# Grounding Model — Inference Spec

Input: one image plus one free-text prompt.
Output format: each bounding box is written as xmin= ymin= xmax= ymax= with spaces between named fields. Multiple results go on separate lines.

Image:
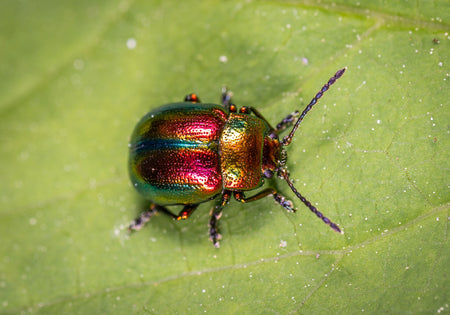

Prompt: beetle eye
xmin=264 ymin=169 xmax=274 ymax=179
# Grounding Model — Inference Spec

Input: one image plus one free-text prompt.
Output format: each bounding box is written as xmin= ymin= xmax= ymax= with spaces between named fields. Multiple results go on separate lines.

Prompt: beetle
xmin=128 ymin=68 xmax=345 ymax=247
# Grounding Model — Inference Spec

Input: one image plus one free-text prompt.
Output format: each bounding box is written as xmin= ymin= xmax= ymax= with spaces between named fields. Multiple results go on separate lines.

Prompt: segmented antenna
xmin=282 ymin=68 xmax=346 ymax=146
xmin=282 ymin=171 xmax=343 ymax=234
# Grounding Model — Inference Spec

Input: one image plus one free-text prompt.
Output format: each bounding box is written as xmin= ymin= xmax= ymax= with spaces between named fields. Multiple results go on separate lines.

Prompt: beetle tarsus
xmin=208 ymin=192 xmax=230 ymax=248
xmin=209 ymin=213 xmax=223 ymax=247
xmin=275 ymin=111 xmax=300 ymax=133
xmin=221 ymin=86 xmax=233 ymax=108
xmin=272 ymin=193 xmax=295 ymax=212
xmin=128 ymin=206 xmax=158 ymax=232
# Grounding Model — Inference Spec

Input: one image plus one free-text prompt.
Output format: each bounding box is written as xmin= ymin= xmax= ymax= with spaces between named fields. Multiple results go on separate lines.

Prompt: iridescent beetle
xmin=129 ymin=68 xmax=345 ymax=247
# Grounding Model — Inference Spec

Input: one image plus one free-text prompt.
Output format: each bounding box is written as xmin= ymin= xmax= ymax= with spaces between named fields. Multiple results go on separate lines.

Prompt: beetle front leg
xmin=247 ymin=107 xmax=300 ymax=133
xmin=275 ymin=111 xmax=300 ymax=133
xmin=233 ymin=188 xmax=295 ymax=212
xmin=209 ymin=190 xmax=232 ymax=248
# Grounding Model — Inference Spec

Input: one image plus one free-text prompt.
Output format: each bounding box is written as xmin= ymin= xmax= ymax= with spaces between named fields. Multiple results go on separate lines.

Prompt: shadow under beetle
xmin=128 ymin=68 xmax=346 ymax=247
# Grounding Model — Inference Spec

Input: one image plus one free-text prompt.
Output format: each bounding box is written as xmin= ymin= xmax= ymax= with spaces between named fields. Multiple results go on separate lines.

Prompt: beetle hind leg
xmin=129 ymin=204 xmax=199 ymax=233
xmin=209 ymin=191 xmax=232 ymax=248
xmin=175 ymin=204 xmax=199 ymax=220
xmin=128 ymin=203 xmax=159 ymax=232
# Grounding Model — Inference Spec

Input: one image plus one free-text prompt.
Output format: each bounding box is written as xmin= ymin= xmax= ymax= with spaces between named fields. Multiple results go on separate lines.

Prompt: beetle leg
xmin=249 ymin=107 xmax=299 ymax=134
xmin=184 ymin=93 xmax=201 ymax=103
xmin=221 ymin=86 xmax=233 ymax=109
xmin=175 ymin=204 xmax=199 ymax=220
xmin=274 ymin=111 xmax=300 ymax=133
xmin=129 ymin=204 xmax=198 ymax=232
xmin=233 ymin=189 xmax=295 ymax=212
xmin=144 ymin=204 xmax=199 ymax=221
xmin=128 ymin=203 xmax=161 ymax=231
xmin=247 ymin=107 xmax=275 ymax=130
xmin=209 ymin=190 xmax=232 ymax=248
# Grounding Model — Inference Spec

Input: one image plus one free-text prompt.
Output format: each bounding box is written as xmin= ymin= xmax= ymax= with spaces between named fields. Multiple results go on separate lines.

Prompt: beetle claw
xmin=282 ymin=200 xmax=295 ymax=212
xmin=272 ymin=193 xmax=295 ymax=212
xmin=210 ymin=233 xmax=222 ymax=248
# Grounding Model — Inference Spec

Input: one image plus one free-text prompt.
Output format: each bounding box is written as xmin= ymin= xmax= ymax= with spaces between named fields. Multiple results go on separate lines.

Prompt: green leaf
xmin=0 ymin=0 xmax=448 ymax=313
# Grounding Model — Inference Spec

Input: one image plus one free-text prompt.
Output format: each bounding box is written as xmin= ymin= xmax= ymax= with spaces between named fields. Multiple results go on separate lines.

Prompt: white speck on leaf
xmin=219 ymin=55 xmax=228 ymax=63
xmin=73 ymin=59 xmax=84 ymax=70
xmin=126 ymin=38 xmax=137 ymax=50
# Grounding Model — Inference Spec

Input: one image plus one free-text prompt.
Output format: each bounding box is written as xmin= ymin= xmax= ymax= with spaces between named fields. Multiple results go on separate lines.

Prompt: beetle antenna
xmin=282 ymin=68 xmax=346 ymax=146
xmin=280 ymin=170 xmax=343 ymax=234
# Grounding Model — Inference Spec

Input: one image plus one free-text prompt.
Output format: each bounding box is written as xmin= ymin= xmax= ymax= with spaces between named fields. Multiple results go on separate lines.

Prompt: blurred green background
xmin=0 ymin=0 xmax=448 ymax=313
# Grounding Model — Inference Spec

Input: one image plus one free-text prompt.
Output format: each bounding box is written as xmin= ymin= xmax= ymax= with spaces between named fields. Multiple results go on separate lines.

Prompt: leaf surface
xmin=0 ymin=0 xmax=448 ymax=313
